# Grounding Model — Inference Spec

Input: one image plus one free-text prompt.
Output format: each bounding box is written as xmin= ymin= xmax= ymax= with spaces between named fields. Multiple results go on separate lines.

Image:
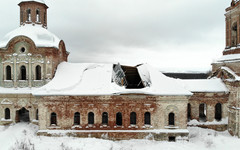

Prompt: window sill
xmin=114 ymin=125 xmax=124 ymax=128
xmin=142 ymin=125 xmax=153 ymax=129
xmin=4 ymin=80 xmax=13 ymax=82
xmin=1 ymin=118 xmax=12 ymax=122
xmin=128 ymin=125 xmax=138 ymax=128
xmin=86 ymin=125 xmax=96 ymax=128
xmin=72 ymin=125 xmax=82 ymax=129
xmin=164 ymin=126 xmax=179 ymax=129
xmin=100 ymin=125 xmax=110 ymax=128
xmin=48 ymin=124 xmax=60 ymax=129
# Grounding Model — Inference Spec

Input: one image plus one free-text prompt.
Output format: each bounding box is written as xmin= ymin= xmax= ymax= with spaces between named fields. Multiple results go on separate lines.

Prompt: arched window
xmin=188 ymin=103 xmax=191 ymax=121
xmin=88 ymin=112 xmax=94 ymax=124
xmin=36 ymin=65 xmax=41 ymax=80
xmin=130 ymin=112 xmax=136 ymax=125
xmin=27 ymin=9 xmax=31 ymax=21
xmin=36 ymin=9 xmax=40 ymax=22
xmin=20 ymin=66 xmax=26 ymax=80
xmin=20 ymin=11 xmax=23 ymax=23
xmin=116 ymin=112 xmax=122 ymax=126
xmin=50 ymin=112 xmax=57 ymax=125
xmin=169 ymin=113 xmax=175 ymax=126
xmin=5 ymin=108 xmax=10 ymax=120
xmin=6 ymin=65 xmax=11 ymax=80
xmin=102 ymin=112 xmax=108 ymax=125
xmin=199 ymin=103 xmax=207 ymax=122
xmin=144 ymin=112 xmax=151 ymax=125
xmin=74 ymin=112 xmax=80 ymax=125
xmin=232 ymin=22 xmax=238 ymax=47
xmin=215 ymin=103 xmax=222 ymax=121
xmin=36 ymin=109 xmax=39 ymax=120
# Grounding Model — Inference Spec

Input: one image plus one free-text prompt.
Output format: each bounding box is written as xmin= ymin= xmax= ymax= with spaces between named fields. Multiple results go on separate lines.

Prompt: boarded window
xmin=36 ymin=65 xmax=41 ymax=80
xmin=74 ymin=112 xmax=80 ymax=125
xmin=199 ymin=103 xmax=207 ymax=122
xmin=188 ymin=103 xmax=191 ymax=121
xmin=6 ymin=65 xmax=11 ymax=80
xmin=20 ymin=66 xmax=26 ymax=80
xmin=144 ymin=112 xmax=151 ymax=125
xmin=130 ymin=112 xmax=136 ymax=125
xmin=50 ymin=112 xmax=57 ymax=125
xmin=102 ymin=112 xmax=108 ymax=125
xmin=215 ymin=103 xmax=222 ymax=121
xmin=5 ymin=108 xmax=10 ymax=119
xmin=169 ymin=113 xmax=175 ymax=126
xmin=116 ymin=112 xmax=122 ymax=126
xmin=88 ymin=112 xmax=94 ymax=124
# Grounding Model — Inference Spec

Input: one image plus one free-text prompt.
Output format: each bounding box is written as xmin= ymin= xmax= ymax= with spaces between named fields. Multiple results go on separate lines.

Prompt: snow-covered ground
xmin=0 ymin=123 xmax=240 ymax=150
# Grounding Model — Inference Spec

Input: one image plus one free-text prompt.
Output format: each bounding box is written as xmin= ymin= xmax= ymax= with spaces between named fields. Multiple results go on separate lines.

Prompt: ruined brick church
xmin=0 ymin=0 xmax=240 ymax=141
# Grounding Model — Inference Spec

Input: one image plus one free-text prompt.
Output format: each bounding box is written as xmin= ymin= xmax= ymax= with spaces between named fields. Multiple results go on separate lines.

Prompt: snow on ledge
xmin=188 ymin=118 xmax=228 ymax=126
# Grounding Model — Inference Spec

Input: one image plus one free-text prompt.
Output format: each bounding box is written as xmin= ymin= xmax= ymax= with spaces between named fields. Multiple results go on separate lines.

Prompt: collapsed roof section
xmin=33 ymin=62 xmax=192 ymax=96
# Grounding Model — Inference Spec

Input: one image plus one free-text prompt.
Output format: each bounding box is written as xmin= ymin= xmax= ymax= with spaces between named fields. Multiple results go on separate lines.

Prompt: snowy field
xmin=0 ymin=123 xmax=239 ymax=150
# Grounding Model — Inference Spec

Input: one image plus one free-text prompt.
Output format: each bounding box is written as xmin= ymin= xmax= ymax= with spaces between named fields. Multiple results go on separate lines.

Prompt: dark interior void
xmin=16 ymin=107 xmax=30 ymax=122
xmin=121 ymin=66 xmax=144 ymax=89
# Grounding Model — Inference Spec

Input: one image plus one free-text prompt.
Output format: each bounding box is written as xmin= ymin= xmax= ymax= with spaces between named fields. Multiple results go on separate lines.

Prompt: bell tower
xmin=18 ymin=0 xmax=48 ymax=28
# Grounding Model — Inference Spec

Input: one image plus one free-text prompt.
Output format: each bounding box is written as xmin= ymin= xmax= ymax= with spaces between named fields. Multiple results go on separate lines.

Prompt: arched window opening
xmin=36 ymin=65 xmax=41 ymax=80
xmin=50 ymin=112 xmax=57 ymax=125
xmin=188 ymin=103 xmax=191 ymax=121
xmin=36 ymin=109 xmax=39 ymax=120
xmin=36 ymin=9 xmax=40 ymax=22
xmin=74 ymin=112 xmax=80 ymax=125
xmin=169 ymin=113 xmax=175 ymax=126
xmin=20 ymin=11 xmax=23 ymax=23
xmin=232 ymin=22 xmax=238 ymax=47
xmin=27 ymin=9 xmax=31 ymax=21
xmin=44 ymin=12 xmax=46 ymax=24
xmin=130 ymin=112 xmax=136 ymax=125
xmin=116 ymin=112 xmax=122 ymax=126
xmin=6 ymin=65 xmax=11 ymax=80
xmin=199 ymin=103 xmax=207 ymax=122
xmin=20 ymin=66 xmax=26 ymax=80
xmin=102 ymin=112 xmax=108 ymax=125
xmin=88 ymin=112 xmax=94 ymax=125
xmin=215 ymin=103 xmax=222 ymax=121
xmin=144 ymin=112 xmax=151 ymax=125
xmin=5 ymin=108 xmax=10 ymax=120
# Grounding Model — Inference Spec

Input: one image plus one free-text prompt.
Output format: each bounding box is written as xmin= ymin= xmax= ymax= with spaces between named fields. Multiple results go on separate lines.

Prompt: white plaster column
xmin=28 ymin=53 xmax=32 ymax=87
xmin=13 ymin=53 xmax=17 ymax=88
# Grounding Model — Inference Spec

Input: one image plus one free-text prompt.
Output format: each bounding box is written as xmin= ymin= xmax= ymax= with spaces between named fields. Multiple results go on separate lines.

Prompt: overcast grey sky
xmin=0 ymin=0 xmax=229 ymax=72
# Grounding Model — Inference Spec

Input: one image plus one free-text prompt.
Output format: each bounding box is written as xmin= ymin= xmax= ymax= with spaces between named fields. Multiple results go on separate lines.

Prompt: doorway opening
xmin=16 ymin=107 xmax=30 ymax=122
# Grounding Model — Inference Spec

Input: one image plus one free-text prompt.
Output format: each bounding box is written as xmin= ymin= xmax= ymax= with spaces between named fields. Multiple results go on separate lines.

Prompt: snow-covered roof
xmin=0 ymin=87 xmax=35 ymax=94
xmin=181 ymin=79 xmax=229 ymax=93
xmin=33 ymin=62 xmax=192 ymax=96
xmin=0 ymin=24 xmax=61 ymax=48
xmin=20 ymin=0 xmax=45 ymax=4
xmin=215 ymin=54 xmax=240 ymax=63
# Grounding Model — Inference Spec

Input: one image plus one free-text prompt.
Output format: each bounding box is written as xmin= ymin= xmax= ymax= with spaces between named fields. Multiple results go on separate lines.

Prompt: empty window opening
xmin=36 ymin=65 xmax=41 ymax=80
xmin=44 ymin=12 xmax=46 ymax=24
xmin=36 ymin=9 xmax=40 ymax=22
xmin=27 ymin=9 xmax=31 ymax=21
xmin=188 ymin=103 xmax=191 ymax=121
xmin=36 ymin=109 xmax=39 ymax=120
xmin=116 ymin=112 xmax=122 ymax=126
xmin=120 ymin=65 xmax=144 ymax=89
xmin=74 ymin=112 xmax=80 ymax=125
xmin=199 ymin=103 xmax=207 ymax=122
xmin=215 ymin=103 xmax=222 ymax=121
xmin=130 ymin=112 xmax=137 ymax=125
xmin=16 ymin=107 xmax=30 ymax=122
xmin=20 ymin=66 xmax=26 ymax=80
xmin=169 ymin=136 xmax=176 ymax=142
xmin=50 ymin=112 xmax=57 ymax=125
xmin=102 ymin=112 xmax=108 ymax=125
xmin=169 ymin=113 xmax=175 ymax=126
xmin=232 ymin=22 xmax=238 ymax=47
xmin=144 ymin=112 xmax=151 ymax=125
xmin=6 ymin=65 xmax=11 ymax=80
xmin=88 ymin=112 xmax=94 ymax=125
xmin=21 ymin=47 xmax=25 ymax=53
xmin=5 ymin=108 xmax=10 ymax=120
xmin=21 ymin=11 xmax=23 ymax=23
